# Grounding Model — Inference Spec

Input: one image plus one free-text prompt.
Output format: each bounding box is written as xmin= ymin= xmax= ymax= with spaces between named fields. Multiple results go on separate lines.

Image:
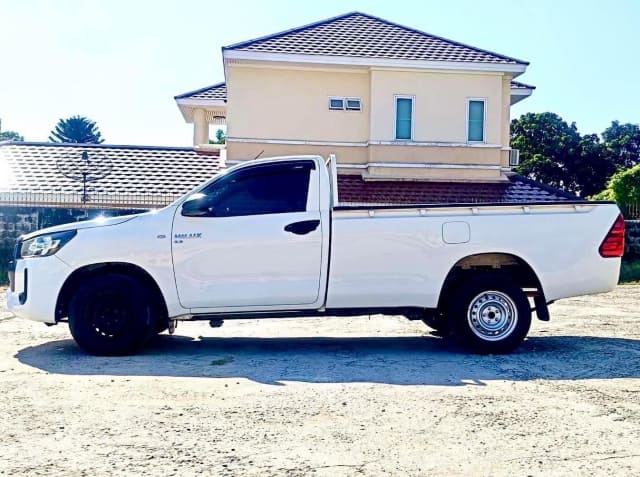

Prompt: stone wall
xmin=0 ymin=208 xmax=40 ymax=282
xmin=0 ymin=206 xmax=144 ymax=284
xmin=625 ymin=220 xmax=640 ymax=259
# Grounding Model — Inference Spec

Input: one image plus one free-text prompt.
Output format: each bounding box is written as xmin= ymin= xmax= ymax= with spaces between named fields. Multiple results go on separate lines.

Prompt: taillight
xmin=599 ymin=214 xmax=625 ymax=258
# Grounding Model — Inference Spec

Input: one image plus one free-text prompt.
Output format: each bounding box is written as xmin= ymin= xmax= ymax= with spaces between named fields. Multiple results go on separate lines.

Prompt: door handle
xmin=284 ymin=220 xmax=320 ymax=235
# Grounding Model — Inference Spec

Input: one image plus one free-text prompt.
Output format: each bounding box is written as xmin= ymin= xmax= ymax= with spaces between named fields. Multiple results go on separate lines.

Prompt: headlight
xmin=20 ymin=230 xmax=77 ymax=258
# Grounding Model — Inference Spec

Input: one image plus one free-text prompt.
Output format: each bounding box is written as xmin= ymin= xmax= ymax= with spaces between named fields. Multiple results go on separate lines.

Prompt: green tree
xmin=510 ymin=112 xmax=614 ymax=197
xmin=209 ymin=128 xmax=225 ymax=145
xmin=602 ymin=120 xmax=640 ymax=170
xmin=49 ymin=115 xmax=104 ymax=143
xmin=573 ymin=134 xmax=616 ymax=197
xmin=592 ymin=164 xmax=640 ymax=205
xmin=0 ymin=130 xmax=24 ymax=141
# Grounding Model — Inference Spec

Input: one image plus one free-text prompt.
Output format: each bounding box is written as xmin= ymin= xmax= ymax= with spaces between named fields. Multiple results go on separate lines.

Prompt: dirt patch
xmin=0 ymin=286 xmax=639 ymax=476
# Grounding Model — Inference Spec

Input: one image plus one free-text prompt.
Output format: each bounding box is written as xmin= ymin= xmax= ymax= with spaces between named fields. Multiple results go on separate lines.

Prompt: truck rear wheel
xmin=447 ymin=275 xmax=531 ymax=354
xmin=68 ymin=273 xmax=156 ymax=356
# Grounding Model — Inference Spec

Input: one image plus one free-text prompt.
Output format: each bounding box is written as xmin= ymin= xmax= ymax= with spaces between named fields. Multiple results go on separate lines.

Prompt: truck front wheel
xmin=68 ymin=273 xmax=156 ymax=356
xmin=448 ymin=275 xmax=531 ymax=354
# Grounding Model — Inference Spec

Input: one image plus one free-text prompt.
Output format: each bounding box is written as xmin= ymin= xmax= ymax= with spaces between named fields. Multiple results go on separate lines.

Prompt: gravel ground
xmin=1 ymin=286 xmax=639 ymax=476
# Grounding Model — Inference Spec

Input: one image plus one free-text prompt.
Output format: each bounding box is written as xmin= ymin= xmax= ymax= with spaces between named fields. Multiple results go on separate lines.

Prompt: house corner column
xmin=193 ymin=109 xmax=209 ymax=146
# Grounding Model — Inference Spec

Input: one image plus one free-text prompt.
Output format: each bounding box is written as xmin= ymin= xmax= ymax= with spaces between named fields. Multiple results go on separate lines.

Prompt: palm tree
xmin=49 ymin=116 xmax=104 ymax=143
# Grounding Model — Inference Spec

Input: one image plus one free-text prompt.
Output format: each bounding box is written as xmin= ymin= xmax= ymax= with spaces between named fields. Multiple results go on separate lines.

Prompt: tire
xmin=446 ymin=275 xmax=531 ymax=354
xmin=68 ymin=273 xmax=156 ymax=356
xmin=155 ymin=322 xmax=169 ymax=334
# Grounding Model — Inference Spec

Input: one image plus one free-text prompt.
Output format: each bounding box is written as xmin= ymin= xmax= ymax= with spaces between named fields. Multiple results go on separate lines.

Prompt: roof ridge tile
xmin=223 ymin=11 xmax=528 ymax=66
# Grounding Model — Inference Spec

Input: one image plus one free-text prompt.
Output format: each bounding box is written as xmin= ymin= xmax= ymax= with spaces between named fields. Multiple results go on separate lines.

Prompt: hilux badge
xmin=174 ymin=232 xmax=203 ymax=243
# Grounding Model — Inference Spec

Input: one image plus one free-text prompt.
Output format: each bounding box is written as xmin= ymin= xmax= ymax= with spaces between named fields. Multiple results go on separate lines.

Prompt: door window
xmin=198 ymin=161 xmax=313 ymax=217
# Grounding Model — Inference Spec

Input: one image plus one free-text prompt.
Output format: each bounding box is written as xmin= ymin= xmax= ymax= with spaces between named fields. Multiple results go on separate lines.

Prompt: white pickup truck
xmin=7 ymin=155 xmax=624 ymax=355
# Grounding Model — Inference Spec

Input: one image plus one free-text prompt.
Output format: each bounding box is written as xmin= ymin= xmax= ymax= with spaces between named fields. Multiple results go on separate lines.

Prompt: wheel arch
xmin=437 ymin=252 xmax=545 ymax=310
xmin=55 ymin=262 xmax=168 ymax=323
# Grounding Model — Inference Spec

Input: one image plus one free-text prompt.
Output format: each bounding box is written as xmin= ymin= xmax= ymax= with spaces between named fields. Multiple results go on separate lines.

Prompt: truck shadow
xmin=15 ymin=334 xmax=640 ymax=386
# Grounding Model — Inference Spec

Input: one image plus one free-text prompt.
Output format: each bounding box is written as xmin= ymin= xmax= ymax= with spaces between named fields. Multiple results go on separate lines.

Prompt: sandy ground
xmin=0 ymin=286 xmax=639 ymax=476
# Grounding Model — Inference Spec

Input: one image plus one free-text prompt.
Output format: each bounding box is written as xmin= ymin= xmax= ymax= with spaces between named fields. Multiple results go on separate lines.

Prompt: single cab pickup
xmin=7 ymin=155 xmax=624 ymax=355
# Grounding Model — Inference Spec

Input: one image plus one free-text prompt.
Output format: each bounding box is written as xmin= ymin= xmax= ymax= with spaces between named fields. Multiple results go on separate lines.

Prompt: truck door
xmin=172 ymin=159 xmax=323 ymax=309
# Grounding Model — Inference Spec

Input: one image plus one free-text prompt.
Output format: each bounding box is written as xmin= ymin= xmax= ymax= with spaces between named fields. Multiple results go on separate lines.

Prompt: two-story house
xmin=3 ymin=11 xmax=570 ymax=217
xmin=175 ymin=11 xmax=535 ymax=184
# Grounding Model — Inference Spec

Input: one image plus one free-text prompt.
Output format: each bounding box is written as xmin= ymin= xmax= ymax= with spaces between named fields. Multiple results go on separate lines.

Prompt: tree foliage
xmin=511 ymin=113 xmax=609 ymax=196
xmin=511 ymin=113 xmax=638 ymax=197
xmin=0 ymin=130 xmax=24 ymax=141
xmin=209 ymin=128 xmax=226 ymax=145
xmin=602 ymin=120 xmax=640 ymax=170
xmin=49 ymin=115 xmax=104 ymax=144
xmin=592 ymin=164 xmax=640 ymax=205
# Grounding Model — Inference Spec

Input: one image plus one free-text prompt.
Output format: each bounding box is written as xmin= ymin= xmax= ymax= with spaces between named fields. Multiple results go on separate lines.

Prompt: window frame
xmin=328 ymin=96 xmax=362 ymax=112
xmin=190 ymin=160 xmax=315 ymax=218
xmin=344 ymin=97 xmax=362 ymax=111
xmin=394 ymin=95 xmax=415 ymax=141
xmin=328 ymin=97 xmax=345 ymax=111
xmin=466 ymin=98 xmax=487 ymax=143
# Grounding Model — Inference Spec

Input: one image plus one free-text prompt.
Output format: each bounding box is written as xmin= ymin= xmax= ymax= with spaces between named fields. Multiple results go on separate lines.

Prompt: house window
xmin=467 ymin=99 xmax=486 ymax=142
xmin=329 ymin=98 xmax=345 ymax=110
xmin=395 ymin=96 xmax=413 ymax=140
xmin=329 ymin=97 xmax=362 ymax=111
xmin=345 ymin=98 xmax=361 ymax=111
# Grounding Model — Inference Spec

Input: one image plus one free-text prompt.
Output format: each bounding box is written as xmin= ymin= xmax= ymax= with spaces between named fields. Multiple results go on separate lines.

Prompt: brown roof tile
xmin=510 ymin=80 xmax=536 ymax=90
xmin=174 ymin=82 xmax=227 ymax=101
xmin=1 ymin=143 xmax=574 ymax=208
xmin=0 ymin=142 xmax=223 ymax=199
xmin=337 ymin=174 xmax=579 ymax=206
xmin=224 ymin=12 xmax=528 ymax=65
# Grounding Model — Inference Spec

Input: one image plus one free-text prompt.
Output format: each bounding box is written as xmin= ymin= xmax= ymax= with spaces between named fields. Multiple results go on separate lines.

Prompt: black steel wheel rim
xmin=89 ymin=294 xmax=134 ymax=337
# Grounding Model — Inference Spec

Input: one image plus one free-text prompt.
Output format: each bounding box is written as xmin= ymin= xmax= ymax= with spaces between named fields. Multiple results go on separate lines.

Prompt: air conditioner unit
xmin=509 ymin=149 xmax=520 ymax=167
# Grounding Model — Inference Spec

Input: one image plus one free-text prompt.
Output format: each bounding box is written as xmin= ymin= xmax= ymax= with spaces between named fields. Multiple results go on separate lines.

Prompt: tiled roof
xmin=510 ymin=80 xmax=536 ymax=90
xmin=174 ymin=82 xmax=227 ymax=101
xmin=1 ymin=142 xmax=574 ymax=208
xmin=0 ymin=142 xmax=223 ymax=199
xmin=224 ymin=12 xmax=528 ymax=65
xmin=337 ymin=174 xmax=579 ymax=206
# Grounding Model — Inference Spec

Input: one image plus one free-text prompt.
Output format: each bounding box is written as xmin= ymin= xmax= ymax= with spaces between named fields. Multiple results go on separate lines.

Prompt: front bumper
xmin=6 ymin=255 xmax=72 ymax=323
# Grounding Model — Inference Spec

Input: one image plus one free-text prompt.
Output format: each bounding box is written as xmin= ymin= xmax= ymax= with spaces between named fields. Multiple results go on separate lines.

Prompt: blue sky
xmin=1 ymin=0 xmax=638 ymax=146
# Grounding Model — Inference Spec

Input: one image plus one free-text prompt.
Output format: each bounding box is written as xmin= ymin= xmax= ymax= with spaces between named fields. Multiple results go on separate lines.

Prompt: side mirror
xmin=181 ymin=194 xmax=213 ymax=217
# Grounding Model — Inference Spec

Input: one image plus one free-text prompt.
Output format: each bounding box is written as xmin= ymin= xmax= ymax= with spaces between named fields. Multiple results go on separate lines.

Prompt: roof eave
xmin=223 ymin=49 xmax=527 ymax=75
xmin=510 ymin=88 xmax=534 ymax=105
xmin=175 ymin=98 xmax=227 ymax=107
xmin=0 ymin=141 xmax=196 ymax=151
xmin=174 ymin=82 xmax=226 ymax=100
xmin=175 ymin=98 xmax=227 ymax=123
